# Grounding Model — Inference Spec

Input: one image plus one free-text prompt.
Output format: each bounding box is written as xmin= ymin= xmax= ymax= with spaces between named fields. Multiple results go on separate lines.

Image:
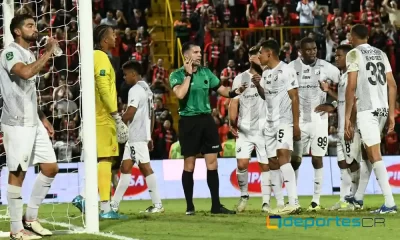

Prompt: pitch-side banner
xmin=1 ymin=157 xmax=400 ymax=204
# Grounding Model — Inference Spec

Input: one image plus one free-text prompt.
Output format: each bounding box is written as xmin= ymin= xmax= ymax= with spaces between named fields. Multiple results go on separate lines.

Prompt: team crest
xmin=315 ymin=69 xmax=320 ymax=75
xmin=6 ymin=52 xmax=13 ymax=61
xmin=99 ymin=69 xmax=106 ymax=76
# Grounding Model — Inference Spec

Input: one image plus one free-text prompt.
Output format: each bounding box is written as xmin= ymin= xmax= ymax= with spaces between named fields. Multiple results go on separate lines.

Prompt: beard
xmin=22 ymin=32 xmax=38 ymax=42
xmin=251 ymin=62 xmax=263 ymax=75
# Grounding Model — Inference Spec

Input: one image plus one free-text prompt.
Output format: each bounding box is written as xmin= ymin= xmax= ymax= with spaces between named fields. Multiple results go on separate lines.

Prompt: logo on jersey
xmin=99 ymin=69 xmax=106 ymax=76
xmin=387 ymin=164 xmax=400 ymax=187
xmin=315 ymin=69 xmax=320 ymax=75
xmin=6 ymin=52 xmax=13 ymax=61
xmin=236 ymin=147 xmax=241 ymax=153
xmin=112 ymin=167 xmax=148 ymax=196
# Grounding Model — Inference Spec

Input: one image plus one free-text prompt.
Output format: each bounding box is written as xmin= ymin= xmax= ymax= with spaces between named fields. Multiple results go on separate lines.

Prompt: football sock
xmin=8 ymin=185 xmax=23 ymax=234
xmin=182 ymin=170 xmax=194 ymax=209
xmin=312 ymin=168 xmax=323 ymax=205
xmin=339 ymin=168 xmax=352 ymax=202
xmin=373 ymin=161 xmax=396 ymax=207
xmin=294 ymin=169 xmax=299 ymax=185
xmin=350 ymin=169 xmax=360 ymax=197
xmin=280 ymin=163 xmax=298 ymax=206
xmin=270 ymin=170 xmax=284 ymax=206
xmin=146 ymin=174 xmax=162 ymax=207
xmin=112 ymin=173 xmax=130 ymax=204
xmin=355 ymin=159 xmax=372 ymax=201
xmin=207 ymin=169 xmax=221 ymax=208
xmin=260 ymin=171 xmax=271 ymax=204
xmin=25 ymin=172 xmax=54 ymax=221
xmin=236 ymin=168 xmax=248 ymax=196
xmin=98 ymin=161 xmax=112 ymax=202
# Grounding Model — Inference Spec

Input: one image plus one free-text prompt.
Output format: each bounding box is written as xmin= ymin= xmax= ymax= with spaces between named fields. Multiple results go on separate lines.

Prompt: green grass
xmin=0 ymin=195 xmax=399 ymax=239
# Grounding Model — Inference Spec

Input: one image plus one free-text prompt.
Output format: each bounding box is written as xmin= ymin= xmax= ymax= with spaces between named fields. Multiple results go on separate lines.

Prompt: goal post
xmin=2 ymin=0 xmax=14 ymax=46
xmin=78 ymin=0 xmax=100 ymax=233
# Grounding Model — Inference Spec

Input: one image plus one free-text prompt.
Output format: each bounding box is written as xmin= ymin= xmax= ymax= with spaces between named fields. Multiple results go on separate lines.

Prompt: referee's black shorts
xmin=179 ymin=114 xmax=221 ymax=157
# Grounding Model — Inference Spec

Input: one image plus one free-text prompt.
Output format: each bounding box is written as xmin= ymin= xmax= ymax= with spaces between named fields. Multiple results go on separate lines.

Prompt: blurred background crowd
xmin=0 ymin=0 xmax=399 ymax=164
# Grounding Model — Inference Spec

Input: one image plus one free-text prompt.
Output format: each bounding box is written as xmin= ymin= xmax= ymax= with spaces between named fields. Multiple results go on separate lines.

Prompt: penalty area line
xmin=0 ymin=219 xmax=139 ymax=240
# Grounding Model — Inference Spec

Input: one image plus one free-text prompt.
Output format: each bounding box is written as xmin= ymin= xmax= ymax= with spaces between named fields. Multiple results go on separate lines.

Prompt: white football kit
xmin=232 ymin=70 xmax=268 ymax=163
xmin=335 ymin=72 xmax=361 ymax=164
xmin=346 ymin=44 xmax=392 ymax=147
xmin=122 ymin=81 xmax=153 ymax=164
xmin=262 ymin=62 xmax=299 ymax=158
xmin=0 ymin=42 xmax=56 ymax=171
xmin=289 ymin=58 xmax=340 ymax=157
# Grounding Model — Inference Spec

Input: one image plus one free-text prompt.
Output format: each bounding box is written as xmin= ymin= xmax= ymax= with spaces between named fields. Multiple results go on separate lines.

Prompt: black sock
xmin=182 ymin=170 xmax=194 ymax=210
xmin=207 ymin=169 xmax=221 ymax=209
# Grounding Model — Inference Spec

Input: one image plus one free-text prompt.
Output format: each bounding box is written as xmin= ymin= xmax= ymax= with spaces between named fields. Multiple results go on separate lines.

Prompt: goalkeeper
xmin=72 ymin=24 xmax=128 ymax=219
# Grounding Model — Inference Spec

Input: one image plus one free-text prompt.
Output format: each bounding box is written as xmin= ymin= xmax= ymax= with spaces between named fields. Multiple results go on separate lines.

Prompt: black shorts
xmin=179 ymin=114 xmax=221 ymax=157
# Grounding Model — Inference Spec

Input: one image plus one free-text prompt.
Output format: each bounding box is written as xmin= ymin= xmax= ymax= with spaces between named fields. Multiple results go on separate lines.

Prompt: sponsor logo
xmin=387 ymin=164 xmax=400 ymax=187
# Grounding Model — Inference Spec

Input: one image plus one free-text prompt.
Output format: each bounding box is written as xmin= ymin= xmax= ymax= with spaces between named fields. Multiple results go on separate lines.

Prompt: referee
xmin=169 ymin=42 xmax=244 ymax=215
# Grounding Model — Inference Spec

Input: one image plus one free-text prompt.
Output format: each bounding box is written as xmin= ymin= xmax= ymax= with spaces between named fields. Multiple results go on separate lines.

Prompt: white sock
xmin=112 ymin=173 xmax=131 ymax=204
xmin=25 ymin=172 xmax=54 ymax=221
xmin=280 ymin=163 xmax=298 ymax=206
xmin=100 ymin=201 xmax=111 ymax=213
xmin=146 ymin=174 xmax=162 ymax=207
xmin=312 ymin=168 xmax=323 ymax=205
xmin=355 ymin=159 xmax=372 ymax=201
xmin=350 ymin=169 xmax=360 ymax=196
xmin=373 ymin=161 xmax=396 ymax=207
xmin=236 ymin=169 xmax=249 ymax=196
xmin=260 ymin=171 xmax=271 ymax=204
xmin=339 ymin=168 xmax=352 ymax=202
xmin=270 ymin=170 xmax=284 ymax=206
xmin=7 ymin=185 xmax=24 ymax=234
xmin=294 ymin=169 xmax=299 ymax=185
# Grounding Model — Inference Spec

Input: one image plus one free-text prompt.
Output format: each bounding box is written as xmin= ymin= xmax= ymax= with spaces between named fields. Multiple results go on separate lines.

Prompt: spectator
xmin=382 ymin=0 xmax=400 ymax=26
xmin=296 ymin=0 xmax=316 ymax=36
xmin=129 ymin=8 xmax=147 ymax=30
xmin=100 ymin=10 xmax=117 ymax=27
xmin=116 ymin=10 xmax=128 ymax=29
xmin=220 ymin=59 xmax=237 ymax=87
xmin=204 ymin=35 xmax=223 ymax=71
xmin=265 ymin=7 xmax=283 ymax=27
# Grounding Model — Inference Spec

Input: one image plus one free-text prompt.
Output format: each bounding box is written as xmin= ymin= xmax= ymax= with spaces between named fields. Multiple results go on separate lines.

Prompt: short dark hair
xmin=336 ymin=44 xmax=353 ymax=54
xmin=181 ymin=41 xmax=198 ymax=54
xmin=351 ymin=24 xmax=369 ymax=40
xmin=10 ymin=14 xmax=35 ymax=39
xmin=300 ymin=37 xmax=316 ymax=49
xmin=260 ymin=39 xmax=280 ymax=56
xmin=93 ymin=24 xmax=112 ymax=49
xmin=122 ymin=60 xmax=143 ymax=75
xmin=248 ymin=46 xmax=259 ymax=56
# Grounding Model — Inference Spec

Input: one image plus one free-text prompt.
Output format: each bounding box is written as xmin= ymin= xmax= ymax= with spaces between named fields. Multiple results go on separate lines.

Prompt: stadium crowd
xmin=175 ymin=0 xmax=400 ymax=157
xmin=0 ymin=0 xmax=399 ymax=163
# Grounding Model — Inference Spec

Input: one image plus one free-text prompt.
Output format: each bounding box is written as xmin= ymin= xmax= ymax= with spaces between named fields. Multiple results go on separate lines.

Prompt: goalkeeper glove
xmin=112 ymin=114 xmax=129 ymax=143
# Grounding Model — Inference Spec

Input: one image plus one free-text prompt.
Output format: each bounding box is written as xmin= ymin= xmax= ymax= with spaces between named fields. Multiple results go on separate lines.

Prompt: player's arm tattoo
xmin=288 ymin=88 xmax=300 ymax=127
xmin=38 ymin=108 xmax=47 ymax=121
xmin=345 ymin=72 xmax=358 ymax=121
xmin=11 ymin=51 xmax=53 ymax=80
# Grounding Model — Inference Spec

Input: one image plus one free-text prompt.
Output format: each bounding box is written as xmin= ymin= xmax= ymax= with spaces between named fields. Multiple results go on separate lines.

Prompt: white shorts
xmin=2 ymin=123 xmax=57 ymax=171
xmin=357 ymin=110 xmax=387 ymax=147
xmin=293 ymin=120 xmax=329 ymax=158
xmin=236 ymin=132 xmax=268 ymax=164
xmin=264 ymin=124 xmax=293 ymax=158
xmin=336 ymin=130 xmax=362 ymax=164
xmin=122 ymin=141 xmax=150 ymax=165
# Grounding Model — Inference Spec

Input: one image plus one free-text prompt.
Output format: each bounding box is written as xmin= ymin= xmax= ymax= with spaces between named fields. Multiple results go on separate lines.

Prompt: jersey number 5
xmin=366 ymin=62 xmax=386 ymax=86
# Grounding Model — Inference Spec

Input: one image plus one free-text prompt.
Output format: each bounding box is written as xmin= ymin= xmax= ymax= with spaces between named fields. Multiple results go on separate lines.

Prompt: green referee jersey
xmin=169 ymin=66 xmax=220 ymax=116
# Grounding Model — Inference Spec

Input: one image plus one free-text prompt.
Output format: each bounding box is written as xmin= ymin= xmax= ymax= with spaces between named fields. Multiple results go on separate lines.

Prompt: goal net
xmin=0 ymin=0 xmax=99 ymax=236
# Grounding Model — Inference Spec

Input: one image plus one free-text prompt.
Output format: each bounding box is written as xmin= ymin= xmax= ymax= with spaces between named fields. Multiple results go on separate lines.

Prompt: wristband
xmin=229 ymin=89 xmax=239 ymax=98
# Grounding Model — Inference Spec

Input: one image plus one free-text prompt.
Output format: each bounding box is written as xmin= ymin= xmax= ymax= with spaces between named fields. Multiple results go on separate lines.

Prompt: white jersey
xmin=262 ymin=61 xmax=298 ymax=127
xmin=289 ymin=58 xmax=340 ymax=123
xmin=232 ymin=70 xmax=266 ymax=134
xmin=0 ymin=42 xmax=38 ymax=126
xmin=346 ymin=44 xmax=391 ymax=114
xmin=137 ymin=80 xmax=154 ymax=111
xmin=337 ymin=72 xmax=348 ymax=134
xmin=127 ymin=84 xmax=151 ymax=142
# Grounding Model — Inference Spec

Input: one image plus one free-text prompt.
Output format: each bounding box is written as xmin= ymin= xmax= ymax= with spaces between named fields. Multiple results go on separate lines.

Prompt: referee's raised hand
xmin=184 ymin=57 xmax=193 ymax=74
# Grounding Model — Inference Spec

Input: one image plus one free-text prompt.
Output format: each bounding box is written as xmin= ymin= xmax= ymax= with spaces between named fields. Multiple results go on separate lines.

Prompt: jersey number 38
xmin=366 ymin=62 xmax=386 ymax=86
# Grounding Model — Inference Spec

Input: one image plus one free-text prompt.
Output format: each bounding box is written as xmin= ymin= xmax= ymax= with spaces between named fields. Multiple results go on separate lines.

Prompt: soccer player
xmin=344 ymin=24 xmax=397 ymax=213
xmin=72 ymin=24 xmax=128 ymax=219
xmin=169 ymin=42 xmax=243 ymax=215
xmin=315 ymin=44 xmax=361 ymax=211
xmin=230 ymin=46 xmax=284 ymax=213
xmin=288 ymin=37 xmax=340 ymax=211
xmin=110 ymin=61 xmax=164 ymax=213
xmin=257 ymin=40 xmax=301 ymax=215
xmin=0 ymin=14 xmax=58 ymax=239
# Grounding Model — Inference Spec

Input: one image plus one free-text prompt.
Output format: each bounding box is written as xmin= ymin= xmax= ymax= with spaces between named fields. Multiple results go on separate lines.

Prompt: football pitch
xmin=0 ymin=195 xmax=399 ymax=240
